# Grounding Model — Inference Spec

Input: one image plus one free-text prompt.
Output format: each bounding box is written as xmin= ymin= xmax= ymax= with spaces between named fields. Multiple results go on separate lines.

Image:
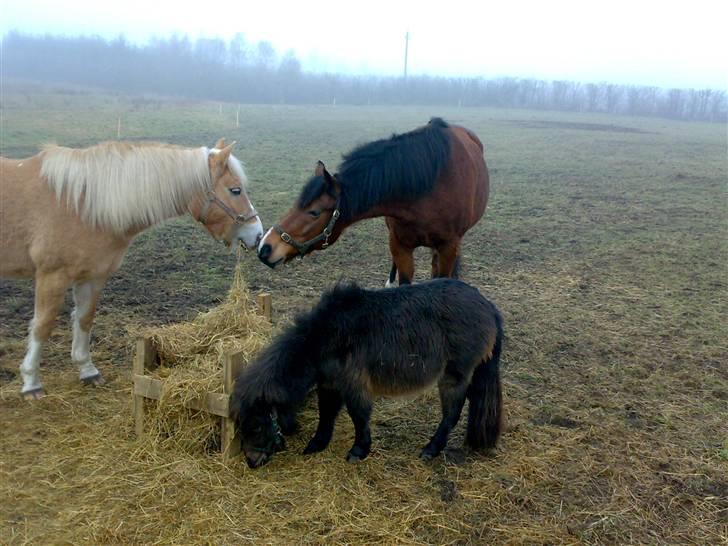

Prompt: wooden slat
xmin=133 ymin=374 xmax=162 ymax=400
xmin=133 ymin=374 xmax=230 ymax=417
xmin=221 ymin=350 xmax=246 ymax=461
xmin=133 ymin=337 xmax=156 ymax=437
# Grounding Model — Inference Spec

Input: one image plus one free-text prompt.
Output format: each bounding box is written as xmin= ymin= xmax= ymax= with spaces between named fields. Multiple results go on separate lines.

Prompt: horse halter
xmin=250 ymin=414 xmax=284 ymax=455
xmin=196 ymin=190 xmax=259 ymax=226
xmin=273 ymin=202 xmax=341 ymax=257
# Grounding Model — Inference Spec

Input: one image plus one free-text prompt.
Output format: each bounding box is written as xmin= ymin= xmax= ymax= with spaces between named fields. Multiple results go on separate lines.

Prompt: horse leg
xmin=421 ymin=369 xmax=469 ymax=460
xmin=430 ymin=249 xmax=440 ymax=278
xmin=388 ymin=232 xmax=415 ymax=285
xmin=384 ymin=262 xmax=398 ymax=288
xmin=20 ymin=272 xmax=70 ymax=399
xmin=436 ymin=240 xmax=462 ymax=279
xmin=71 ymin=279 xmax=107 ymax=387
xmin=303 ymin=387 xmax=343 ymax=454
xmin=344 ymin=394 xmax=373 ymax=463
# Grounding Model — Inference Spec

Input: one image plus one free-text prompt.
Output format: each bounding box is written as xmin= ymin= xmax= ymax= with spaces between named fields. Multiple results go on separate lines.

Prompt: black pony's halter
xmin=250 ymin=414 xmax=284 ymax=455
xmin=197 ymin=190 xmax=259 ymax=226
xmin=273 ymin=202 xmax=341 ymax=257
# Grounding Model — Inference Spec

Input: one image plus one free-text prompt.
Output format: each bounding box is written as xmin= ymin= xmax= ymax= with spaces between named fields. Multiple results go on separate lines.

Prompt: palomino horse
xmin=0 ymin=138 xmax=263 ymax=399
xmin=257 ymin=118 xmax=489 ymax=285
xmin=231 ymin=279 xmax=503 ymax=468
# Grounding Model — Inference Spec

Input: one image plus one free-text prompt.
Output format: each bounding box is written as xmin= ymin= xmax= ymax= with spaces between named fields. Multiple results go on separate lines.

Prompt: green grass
xmin=1 ymin=84 xmax=726 ymax=544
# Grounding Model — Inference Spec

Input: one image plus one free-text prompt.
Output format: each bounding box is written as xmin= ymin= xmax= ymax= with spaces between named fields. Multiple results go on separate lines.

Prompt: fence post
xmin=257 ymin=293 xmax=272 ymax=322
xmin=222 ymin=351 xmax=245 ymax=462
xmin=133 ymin=337 xmax=157 ymax=437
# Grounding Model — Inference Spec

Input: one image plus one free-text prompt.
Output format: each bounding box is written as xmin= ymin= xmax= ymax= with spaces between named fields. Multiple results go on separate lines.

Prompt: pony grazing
xmin=231 ymin=279 xmax=503 ymax=468
xmin=0 ymin=139 xmax=264 ymax=400
xmin=257 ymin=118 xmax=489 ymax=285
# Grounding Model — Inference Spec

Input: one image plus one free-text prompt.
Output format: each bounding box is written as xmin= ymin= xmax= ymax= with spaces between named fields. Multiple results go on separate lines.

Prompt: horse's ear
xmin=215 ymin=138 xmax=226 ymax=149
xmin=315 ymin=161 xmax=326 ymax=177
xmin=218 ymin=142 xmax=235 ymax=163
xmin=325 ymin=170 xmax=341 ymax=196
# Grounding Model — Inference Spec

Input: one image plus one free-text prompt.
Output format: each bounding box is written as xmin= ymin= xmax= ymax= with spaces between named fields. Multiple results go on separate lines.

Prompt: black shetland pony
xmin=230 ymin=279 xmax=503 ymax=468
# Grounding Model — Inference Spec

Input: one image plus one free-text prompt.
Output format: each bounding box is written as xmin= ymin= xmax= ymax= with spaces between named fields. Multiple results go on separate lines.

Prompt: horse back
xmin=384 ymin=124 xmax=489 ymax=248
xmin=326 ymin=280 xmax=497 ymax=398
xmin=0 ymin=153 xmax=130 ymax=279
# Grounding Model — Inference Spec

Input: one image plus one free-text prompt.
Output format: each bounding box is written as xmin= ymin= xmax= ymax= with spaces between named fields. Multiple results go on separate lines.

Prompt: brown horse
xmin=257 ymin=118 xmax=489 ymax=285
xmin=0 ymin=138 xmax=263 ymax=399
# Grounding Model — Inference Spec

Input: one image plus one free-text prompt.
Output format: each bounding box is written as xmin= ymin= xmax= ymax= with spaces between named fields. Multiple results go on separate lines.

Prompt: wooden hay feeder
xmin=132 ymin=293 xmax=272 ymax=462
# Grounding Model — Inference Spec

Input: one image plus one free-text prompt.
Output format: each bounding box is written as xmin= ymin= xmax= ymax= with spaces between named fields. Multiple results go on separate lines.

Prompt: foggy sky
xmin=2 ymin=0 xmax=725 ymax=89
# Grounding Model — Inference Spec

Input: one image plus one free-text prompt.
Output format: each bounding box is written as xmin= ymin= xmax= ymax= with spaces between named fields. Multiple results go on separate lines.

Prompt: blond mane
xmin=40 ymin=141 xmax=244 ymax=234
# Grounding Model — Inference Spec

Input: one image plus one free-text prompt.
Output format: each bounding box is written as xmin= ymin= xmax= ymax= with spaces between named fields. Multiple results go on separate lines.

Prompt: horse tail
xmin=466 ymin=310 xmax=503 ymax=450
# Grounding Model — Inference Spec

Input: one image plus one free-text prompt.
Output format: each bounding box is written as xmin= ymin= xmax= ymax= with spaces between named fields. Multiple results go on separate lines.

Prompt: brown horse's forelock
xmin=297 ymin=175 xmax=335 ymax=209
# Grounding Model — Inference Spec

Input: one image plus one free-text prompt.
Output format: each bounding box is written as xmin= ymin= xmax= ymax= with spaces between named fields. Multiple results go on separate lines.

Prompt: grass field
xmin=1 ymin=83 xmax=726 ymax=544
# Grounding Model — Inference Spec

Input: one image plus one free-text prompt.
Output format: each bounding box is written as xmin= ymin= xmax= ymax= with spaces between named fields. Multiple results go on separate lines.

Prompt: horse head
xmin=191 ymin=138 xmax=264 ymax=250
xmin=237 ymin=403 xmax=286 ymax=468
xmin=258 ymin=161 xmax=343 ymax=268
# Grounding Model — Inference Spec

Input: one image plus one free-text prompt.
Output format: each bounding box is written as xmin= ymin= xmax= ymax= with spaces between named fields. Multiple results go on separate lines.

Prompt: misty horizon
xmin=3 ymin=31 xmax=724 ymax=123
xmin=1 ymin=0 xmax=725 ymax=90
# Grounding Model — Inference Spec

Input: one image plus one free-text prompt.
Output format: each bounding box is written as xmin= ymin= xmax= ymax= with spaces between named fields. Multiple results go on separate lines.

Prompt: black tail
xmin=466 ymin=311 xmax=503 ymax=449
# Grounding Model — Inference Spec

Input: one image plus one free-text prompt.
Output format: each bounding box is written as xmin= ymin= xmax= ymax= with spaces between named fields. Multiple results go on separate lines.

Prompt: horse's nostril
xmin=258 ymin=244 xmax=272 ymax=261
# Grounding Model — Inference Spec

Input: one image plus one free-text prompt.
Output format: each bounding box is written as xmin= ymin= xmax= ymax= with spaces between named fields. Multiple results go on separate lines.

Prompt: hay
xmin=133 ymin=257 xmax=272 ymax=453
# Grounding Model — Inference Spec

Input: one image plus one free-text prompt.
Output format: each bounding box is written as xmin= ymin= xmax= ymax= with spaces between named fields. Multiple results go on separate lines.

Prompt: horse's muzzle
xmin=257 ymin=243 xmax=282 ymax=269
xmin=245 ymin=451 xmax=272 ymax=469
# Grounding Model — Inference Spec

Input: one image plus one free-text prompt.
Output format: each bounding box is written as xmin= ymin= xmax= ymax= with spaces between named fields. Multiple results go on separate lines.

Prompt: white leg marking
xmin=72 ymin=282 xmax=100 ymax=380
xmin=20 ymin=324 xmax=44 ymax=393
xmin=385 ymin=273 xmax=397 ymax=288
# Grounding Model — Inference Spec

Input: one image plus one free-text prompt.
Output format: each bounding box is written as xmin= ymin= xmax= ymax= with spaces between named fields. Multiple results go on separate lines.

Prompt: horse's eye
xmin=229 ymin=187 xmax=242 ymax=196
xmin=308 ymin=210 xmax=321 ymax=218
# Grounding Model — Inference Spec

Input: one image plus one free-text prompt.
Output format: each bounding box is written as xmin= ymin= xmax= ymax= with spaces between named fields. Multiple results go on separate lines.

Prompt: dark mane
xmin=298 ymin=174 xmax=334 ymax=209
xmin=298 ymin=118 xmax=451 ymax=220
xmin=230 ymin=281 xmax=366 ymax=419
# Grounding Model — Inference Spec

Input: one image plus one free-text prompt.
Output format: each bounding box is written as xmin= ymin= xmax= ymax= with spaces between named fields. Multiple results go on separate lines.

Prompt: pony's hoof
xmin=22 ymin=388 xmax=46 ymax=401
xmin=81 ymin=373 xmax=106 ymax=387
xmin=346 ymin=446 xmax=369 ymax=463
xmin=420 ymin=443 xmax=442 ymax=461
xmin=420 ymin=448 xmax=438 ymax=461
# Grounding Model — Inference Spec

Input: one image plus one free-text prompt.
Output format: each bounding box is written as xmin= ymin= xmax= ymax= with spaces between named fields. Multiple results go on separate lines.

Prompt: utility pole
xmin=403 ymin=31 xmax=409 ymax=80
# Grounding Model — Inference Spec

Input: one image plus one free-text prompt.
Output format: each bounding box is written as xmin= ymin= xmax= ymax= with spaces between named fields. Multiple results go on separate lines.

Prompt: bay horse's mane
xmin=40 ymin=141 xmax=247 ymax=234
xmin=298 ymin=118 xmax=451 ymax=221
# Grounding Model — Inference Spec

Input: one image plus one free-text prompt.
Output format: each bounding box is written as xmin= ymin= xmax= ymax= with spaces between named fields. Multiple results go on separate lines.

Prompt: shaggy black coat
xmin=231 ymin=278 xmax=503 ymax=468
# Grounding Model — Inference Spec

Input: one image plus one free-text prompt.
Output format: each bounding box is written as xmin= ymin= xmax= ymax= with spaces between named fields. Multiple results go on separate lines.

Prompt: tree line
xmin=2 ymin=32 xmax=725 ymax=122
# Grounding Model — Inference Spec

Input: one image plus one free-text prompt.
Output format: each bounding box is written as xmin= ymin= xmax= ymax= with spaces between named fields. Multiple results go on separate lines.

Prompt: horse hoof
xmin=22 ymin=388 xmax=46 ymax=401
xmin=81 ymin=373 xmax=106 ymax=387
xmin=420 ymin=443 xmax=442 ymax=461
xmin=346 ymin=447 xmax=369 ymax=463
xmin=420 ymin=449 xmax=436 ymax=461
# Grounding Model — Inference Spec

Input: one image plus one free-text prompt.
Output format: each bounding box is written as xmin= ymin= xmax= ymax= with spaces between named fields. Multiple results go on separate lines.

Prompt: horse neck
xmin=124 ymin=189 xmax=208 ymax=238
xmin=342 ymin=199 xmax=418 ymax=226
